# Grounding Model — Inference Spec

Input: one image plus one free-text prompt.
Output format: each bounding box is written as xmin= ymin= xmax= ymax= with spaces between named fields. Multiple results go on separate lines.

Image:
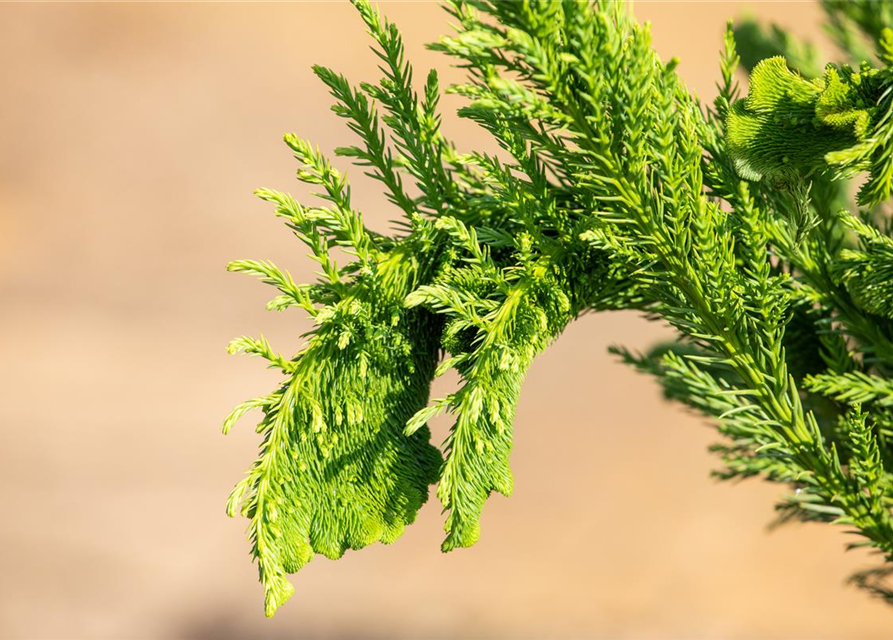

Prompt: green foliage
xmin=226 ymin=0 xmax=893 ymax=616
xmin=727 ymin=16 xmax=893 ymax=206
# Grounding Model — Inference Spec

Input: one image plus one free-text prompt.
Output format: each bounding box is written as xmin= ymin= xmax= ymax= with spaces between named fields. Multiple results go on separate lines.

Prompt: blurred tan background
xmin=1 ymin=2 xmax=891 ymax=639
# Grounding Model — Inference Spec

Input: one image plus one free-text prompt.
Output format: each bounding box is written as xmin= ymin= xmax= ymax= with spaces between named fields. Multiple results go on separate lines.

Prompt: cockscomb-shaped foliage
xmin=224 ymin=142 xmax=446 ymax=616
xmin=226 ymin=0 xmax=893 ymax=616
xmin=726 ymin=51 xmax=893 ymax=206
xmin=727 ymin=58 xmax=869 ymax=179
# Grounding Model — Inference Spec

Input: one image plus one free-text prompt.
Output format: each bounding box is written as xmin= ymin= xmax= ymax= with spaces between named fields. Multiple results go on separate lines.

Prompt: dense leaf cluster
xmin=225 ymin=0 xmax=893 ymax=616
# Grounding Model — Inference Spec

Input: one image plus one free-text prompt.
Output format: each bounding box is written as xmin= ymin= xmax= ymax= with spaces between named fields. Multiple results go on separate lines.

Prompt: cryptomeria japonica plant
xmin=224 ymin=0 xmax=893 ymax=616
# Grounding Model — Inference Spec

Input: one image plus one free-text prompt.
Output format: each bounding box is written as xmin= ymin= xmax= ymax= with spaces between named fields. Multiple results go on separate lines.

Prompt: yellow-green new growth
xmin=727 ymin=28 xmax=893 ymax=204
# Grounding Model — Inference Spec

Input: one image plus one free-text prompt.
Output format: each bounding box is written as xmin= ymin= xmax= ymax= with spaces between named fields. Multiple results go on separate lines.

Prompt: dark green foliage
xmin=734 ymin=19 xmax=823 ymax=78
xmin=822 ymin=0 xmax=893 ymax=65
xmin=226 ymin=0 xmax=893 ymax=616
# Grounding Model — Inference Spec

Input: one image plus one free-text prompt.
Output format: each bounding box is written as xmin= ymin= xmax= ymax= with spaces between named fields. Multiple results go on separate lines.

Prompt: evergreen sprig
xmin=226 ymin=0 xmax=893 ymax=615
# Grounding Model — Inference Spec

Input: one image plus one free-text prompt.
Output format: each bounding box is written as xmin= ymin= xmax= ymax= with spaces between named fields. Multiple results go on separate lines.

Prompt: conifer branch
xmin=225 ymin=0 xmax=893 ymax=615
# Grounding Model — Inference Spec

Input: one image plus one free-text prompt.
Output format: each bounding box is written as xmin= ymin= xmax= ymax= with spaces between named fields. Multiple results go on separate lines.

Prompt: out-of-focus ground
xmin=1 ymin=2 xmax=890 ymax=639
